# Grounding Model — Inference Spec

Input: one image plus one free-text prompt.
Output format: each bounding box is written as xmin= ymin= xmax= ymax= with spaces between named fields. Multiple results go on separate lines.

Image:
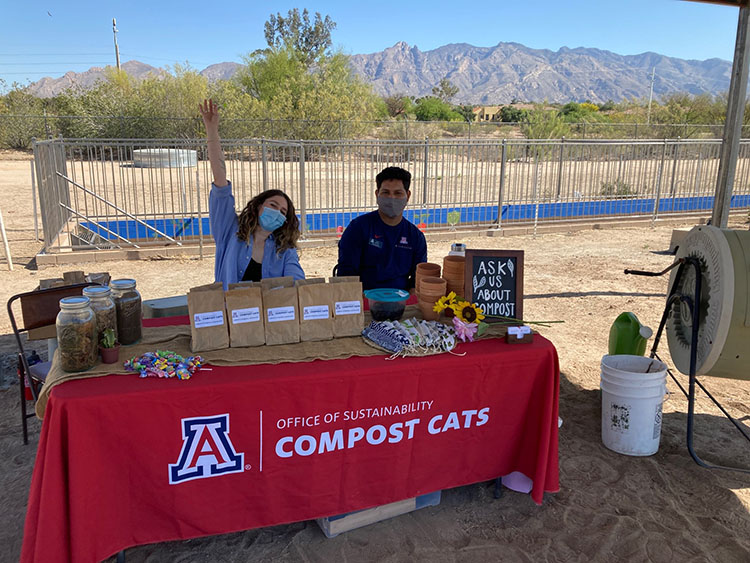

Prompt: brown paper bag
xmin=261 ymin=277 xmax=300 ymax=345
xmin=328 ymin=276 xmax=364 ymax=338
xmin=296 ymin=278 xmax=334 ymax=342
xmin=226 ymin=282 xmax=265 ymax=347
xmin=188 ymin=282 xmax=229 ymax=352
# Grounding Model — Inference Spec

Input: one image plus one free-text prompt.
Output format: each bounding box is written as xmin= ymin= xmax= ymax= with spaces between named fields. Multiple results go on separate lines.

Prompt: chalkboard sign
xmin=464 ymin=250 xmax=524 ymax=323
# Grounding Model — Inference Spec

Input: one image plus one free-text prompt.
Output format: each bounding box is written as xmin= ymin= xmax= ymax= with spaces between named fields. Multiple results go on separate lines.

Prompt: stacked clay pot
xmin=417 ymin=276 xmax=446 ymax=321
xmin=415 ymin=262 xmax=441 ymax=296
xmin=442 ymin=255 xmax=465 ymax=298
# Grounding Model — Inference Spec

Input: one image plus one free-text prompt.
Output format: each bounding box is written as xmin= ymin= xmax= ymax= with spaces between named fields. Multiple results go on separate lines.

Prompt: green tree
xmin=0 ymin=82 xmax=47 ymax=148
xmin=521 ymin=108 xmax=570 ymax=139
xmin=382 ymin=94 xmax=413 ymax=118
xmin=264 ymin=8 xmax=336 ymax=67
xmin=454 ymin=104 xmax=476 ymax=122
xmin=499 ymin=105 xmax=528 ymax=122
xmin=559 ymin=101 xmax=598 ymax=122
xmin=431 ymin=77 xmax=458 ymax=103
xmin=235 ymin=46 xmax=380 ymax=138
xmin=414 ymin=97 xmax=462 ymax=121
xmin=652 ymin=92 xmax=719 ymax=137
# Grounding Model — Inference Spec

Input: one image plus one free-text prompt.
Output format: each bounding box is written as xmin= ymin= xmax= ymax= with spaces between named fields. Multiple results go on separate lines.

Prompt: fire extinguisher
xmin=19 ymin=350 xmax=41 ymax=401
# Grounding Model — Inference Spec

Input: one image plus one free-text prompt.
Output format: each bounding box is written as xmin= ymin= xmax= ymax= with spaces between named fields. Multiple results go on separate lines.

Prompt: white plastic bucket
xmin=600 ymin=355 xmax=668 ymax=456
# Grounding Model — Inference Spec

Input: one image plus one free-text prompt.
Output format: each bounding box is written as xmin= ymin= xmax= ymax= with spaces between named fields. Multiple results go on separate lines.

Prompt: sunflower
xmin=453 ymin=301 xmax=485 ymax=323
xmin=432 ymin=292 xmax=456 ymax=313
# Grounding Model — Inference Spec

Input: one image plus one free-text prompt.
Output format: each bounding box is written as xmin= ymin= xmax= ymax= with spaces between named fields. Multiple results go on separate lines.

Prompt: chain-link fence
xmin=32 ymin=137 xmax=750 ymax=254
xmin=6 ymin=115 xmax=750 ymax=149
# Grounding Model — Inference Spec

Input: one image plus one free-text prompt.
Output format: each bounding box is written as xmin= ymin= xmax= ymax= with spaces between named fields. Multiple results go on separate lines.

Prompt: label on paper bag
xmin=193 ymin=310 xmax=224 ymax=328
xmin=267 ymin=306 xmax=296 ymax=323
xmin=231 ymin=307 xmax=260 ymax=325
xmin=335 ymin=300 xmax=361 ymax=316
xmin=303 ymin=305 xmax=330 ymax=321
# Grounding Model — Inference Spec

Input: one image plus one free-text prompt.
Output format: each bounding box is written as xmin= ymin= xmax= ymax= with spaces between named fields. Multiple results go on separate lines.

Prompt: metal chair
xmin=7 ymin=282 xmax=96 ymax=444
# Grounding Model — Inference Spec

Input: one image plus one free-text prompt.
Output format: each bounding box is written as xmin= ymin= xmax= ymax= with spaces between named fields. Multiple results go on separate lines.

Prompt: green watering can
xmin=608 ymin=312 xmax=653 ymax=356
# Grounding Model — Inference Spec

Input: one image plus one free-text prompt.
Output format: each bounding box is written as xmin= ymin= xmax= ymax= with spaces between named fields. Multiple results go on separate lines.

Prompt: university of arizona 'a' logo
xmin=169 ymin=414 xmax=244 ymax=484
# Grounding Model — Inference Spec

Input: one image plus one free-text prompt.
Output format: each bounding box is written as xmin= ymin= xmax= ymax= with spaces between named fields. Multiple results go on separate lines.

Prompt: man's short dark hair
xmin=376 ymin=166 xmax=411 ymax=191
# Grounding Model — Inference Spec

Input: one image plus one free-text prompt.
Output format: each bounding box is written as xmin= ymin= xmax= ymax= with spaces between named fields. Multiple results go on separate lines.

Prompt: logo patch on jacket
xmin=369 ymin=237 xmax=383 ymax=248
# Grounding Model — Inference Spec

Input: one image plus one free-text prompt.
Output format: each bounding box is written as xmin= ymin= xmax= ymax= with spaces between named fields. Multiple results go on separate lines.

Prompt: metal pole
xmin=112 ymin=18 xmax=121 ymax=71
xmin=30 ymin=160 xmax=40 ymax=241
xmin=422 ymin=137 xmax=429 ymax=207
xmin=261 ymin=139 xmax=268 ymax=192
xmin=0 ymin=208 xmax=13 ymax=271
xmin=713 ymin=4 xmax=750 ymax=227
xmin=532 ymin=155 xmax=540 ymax=239
xmin=497 ymin=139 xmax=507 ymax=229
xmin=58 ymin=203 xmax=131 ymax=248
xmin=647 ymin=67 xmax=655 ymax=125
xmin=299 ymin=143 xmax=307 ymax=238
xmin=669 ymin=137 xmax=680 ymax=212
xmin=556 ymin=137 xmax=565 ymax=200
xmin=653 ymin=140 xmax=668 ymax=225
xmin=196 ymin=169 xmax=204 ymax=260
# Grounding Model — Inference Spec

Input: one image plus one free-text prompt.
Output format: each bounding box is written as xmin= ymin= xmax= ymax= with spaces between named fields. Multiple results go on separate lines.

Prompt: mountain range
xmin=25 ymin=41 xmax=732 ymax=104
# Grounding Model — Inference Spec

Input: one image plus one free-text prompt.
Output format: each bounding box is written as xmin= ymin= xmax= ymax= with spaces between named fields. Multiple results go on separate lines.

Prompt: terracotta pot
xmin=443 ymin=255 xmax=465 ymax=269
xmin=419 ymin=276 xmax=447 ymax=291
xmin=99 ymin=345 xmax=121 ymax=364
xmin=417 ymin=290 xmax=445 ymax=302
xmin=416 ymin=262 xmax=441 ymax=275
xmin=447 ymin=284 xmax=465 ymax=297
xmin=418 ymin=301 xmax=440 ymax=321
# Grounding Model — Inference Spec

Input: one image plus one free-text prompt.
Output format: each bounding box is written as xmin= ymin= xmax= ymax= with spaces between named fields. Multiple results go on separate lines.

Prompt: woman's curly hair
xmin=236 ymin=190 xmax=300 ymax=253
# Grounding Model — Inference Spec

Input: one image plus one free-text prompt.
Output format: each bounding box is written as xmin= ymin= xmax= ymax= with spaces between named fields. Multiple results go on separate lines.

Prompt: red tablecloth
xmin=22 ymin=320 xmax=559 ymax=563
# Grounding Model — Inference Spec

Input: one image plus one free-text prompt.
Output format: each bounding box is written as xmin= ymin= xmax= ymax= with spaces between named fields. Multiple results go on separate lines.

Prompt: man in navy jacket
xmin=336 ymin=167 xmax=427 ymax=290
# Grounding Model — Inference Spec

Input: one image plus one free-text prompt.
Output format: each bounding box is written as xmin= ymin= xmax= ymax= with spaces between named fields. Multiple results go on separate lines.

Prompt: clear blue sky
xmin=0 ymin=0 xmax=741 ymax=89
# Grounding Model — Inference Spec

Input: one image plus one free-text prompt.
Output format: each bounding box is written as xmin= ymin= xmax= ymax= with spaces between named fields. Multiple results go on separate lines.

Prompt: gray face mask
xmin=377 ymin=195 xmax=408 ymax=218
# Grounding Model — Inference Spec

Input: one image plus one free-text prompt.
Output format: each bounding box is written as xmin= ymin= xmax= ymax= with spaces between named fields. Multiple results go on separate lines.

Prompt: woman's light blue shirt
xmin=210 ymin=181 xmax=305 ymax=289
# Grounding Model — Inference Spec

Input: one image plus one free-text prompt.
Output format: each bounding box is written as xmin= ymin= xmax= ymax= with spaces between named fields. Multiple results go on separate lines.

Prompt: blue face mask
xmin=259 ymin=206 xmax=287 ymax=231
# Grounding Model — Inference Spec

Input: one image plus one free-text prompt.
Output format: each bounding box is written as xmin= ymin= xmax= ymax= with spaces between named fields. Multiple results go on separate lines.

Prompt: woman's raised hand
xmin=199 ymin=98 xmax=227 ymax=186
xmin=199 ymin=99 xmax=220 ymax=133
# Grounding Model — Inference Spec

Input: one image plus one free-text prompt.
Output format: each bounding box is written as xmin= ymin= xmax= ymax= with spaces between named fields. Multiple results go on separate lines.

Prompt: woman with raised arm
xmin=199 ymin=99 xmax=305 ymax=288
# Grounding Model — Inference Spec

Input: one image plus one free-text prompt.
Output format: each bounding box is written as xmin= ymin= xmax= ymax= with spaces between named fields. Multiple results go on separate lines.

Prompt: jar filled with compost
xmin=56 ymin=296 xmax=97 ymax=372
xmin=111 ymin=279 xmax=142 ymax=345
xmin=83 ymin=285 xmax=117 ymax=343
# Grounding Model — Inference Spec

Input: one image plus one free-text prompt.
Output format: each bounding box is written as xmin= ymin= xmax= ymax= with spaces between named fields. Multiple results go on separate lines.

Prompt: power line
xmin=0 ymin=62 xmax=112 ymax=66
xmin=120 ymin=53 xmax=216 ymax=65
xmin=1 ymin=71 xmax=86 ymax=75
xmin=0 ymin=53 xmax=111 ymax=56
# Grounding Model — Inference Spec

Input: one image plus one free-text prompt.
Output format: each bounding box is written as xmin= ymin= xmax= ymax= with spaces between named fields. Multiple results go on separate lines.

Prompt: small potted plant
xmin=99 ymin=328 xmax=120 ymax=364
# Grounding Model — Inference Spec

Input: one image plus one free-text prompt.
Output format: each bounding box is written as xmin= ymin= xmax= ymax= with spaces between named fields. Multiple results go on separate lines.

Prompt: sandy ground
xmin=1 ymin=149 xmax=750 ymax=562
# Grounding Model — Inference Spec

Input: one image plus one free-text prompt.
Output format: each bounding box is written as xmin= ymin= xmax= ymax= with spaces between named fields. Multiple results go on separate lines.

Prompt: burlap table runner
xmin=36 ymin=306 xmax=509 ymax=418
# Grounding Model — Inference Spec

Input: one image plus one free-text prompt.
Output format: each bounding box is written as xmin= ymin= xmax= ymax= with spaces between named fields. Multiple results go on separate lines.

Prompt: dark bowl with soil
xmin=364 ymin=288 xmax=410 ymax=321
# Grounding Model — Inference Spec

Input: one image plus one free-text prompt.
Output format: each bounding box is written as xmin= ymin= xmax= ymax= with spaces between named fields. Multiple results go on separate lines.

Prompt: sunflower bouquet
xmin=432 ymin=292 xmax=488 ymax=342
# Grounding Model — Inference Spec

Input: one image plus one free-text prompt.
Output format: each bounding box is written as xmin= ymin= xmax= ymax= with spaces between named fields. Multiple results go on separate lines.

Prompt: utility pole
xmin=646 ymin=67 xmax=655 ymax=125
xmin=112 ymin=18 xmax=121 ymax=71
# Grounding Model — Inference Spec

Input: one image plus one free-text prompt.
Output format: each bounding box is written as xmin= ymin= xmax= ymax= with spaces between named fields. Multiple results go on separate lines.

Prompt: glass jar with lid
xmin=56 ymin=296 xmax=97 ymax=372
xmin=83 ymin=285 xmax=117 ymax=343
xmin=111 ymin=279 xmax=142 ymax=345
